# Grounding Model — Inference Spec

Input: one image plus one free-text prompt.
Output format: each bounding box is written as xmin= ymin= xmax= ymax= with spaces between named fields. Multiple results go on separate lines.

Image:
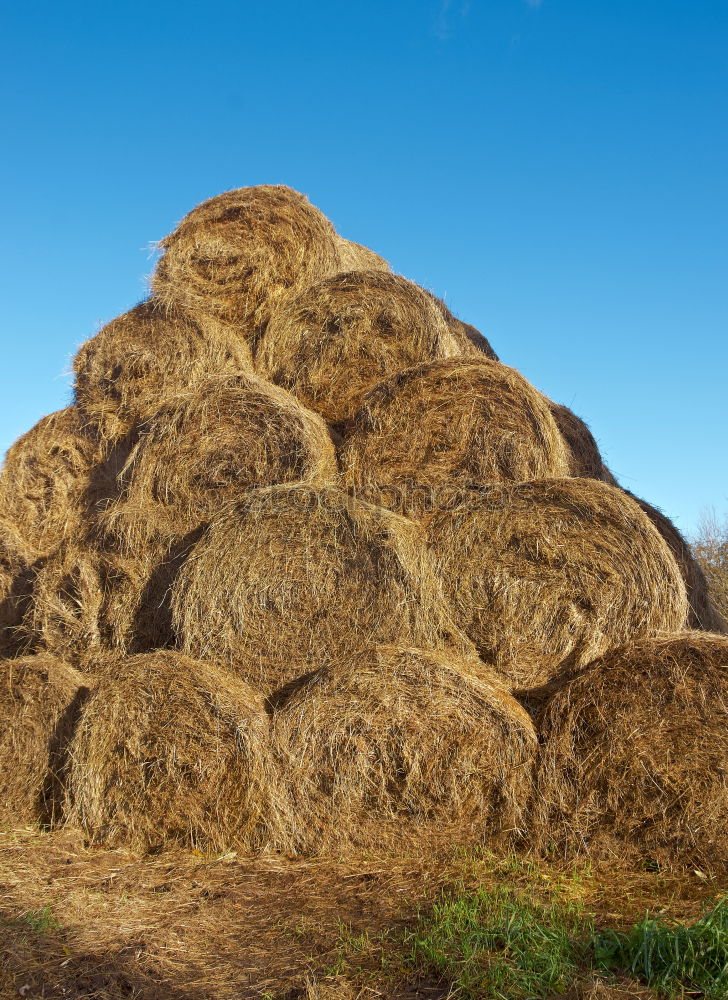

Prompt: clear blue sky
xmin=2 ymin=0 xmax=726 ymax=536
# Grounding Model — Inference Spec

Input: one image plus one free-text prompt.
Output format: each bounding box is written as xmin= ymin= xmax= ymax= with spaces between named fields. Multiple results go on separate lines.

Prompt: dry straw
xmin=533 ymin=632 xmax=728 ymax=867
xmin=172 ymin=484 xmax=471 ymax=693
xmin=256 ymin=270 xmax=463 ymax=424
xmin=547 ymin=402 xmax=616 ymax=484
xmin=270 ymin=645 xmax=538 ymax=853
xmin=427 ymin=291 xmax=499 ymax=360
xmin=335 ymin=237 xmax=390 ymax=273
xmin=340 ymin=359 xmax=570 ymax=519
xmin=427 ymin=479 xmax=688 ymax=689
xmin=68 ymin=650 xmax=283 ymax=854
xmin=0 ymin=518 xmax=37 ymax=658
xmin=152 ymin=185 xmax=342 ymax=340
xmin=97 ymin=373 xmax=337 ymax=553
xmin=74 ymin=299 xmax=254 ymax=441
xmin=0 ymin=653 xmax=88 ymax=826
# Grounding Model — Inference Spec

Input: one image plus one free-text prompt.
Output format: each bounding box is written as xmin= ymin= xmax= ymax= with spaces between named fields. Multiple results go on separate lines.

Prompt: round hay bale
xmin=152 ymin=185 xmax=342 ymax=339
xmin=68 ymin=650 xmax=282 ymax=853
xmin=427 ymin=292 xmax=499 ymax=360
xmin=547 ymin=402 xmax=616 ymax=484
xmin=533 ymin=633 xmax=728 ymax=867
xmin=626 ymin=492 xmax=727 ymax=635
xmin=73 ymin=299 xmax=254 ymax=441
xmin=172 ymin=484 xmax=470 ymax=692
xmin=0 ymin=408 xmax=105 ymax=554
xmin=270 ymin=645 xmax=538 ymax=853
xmin=0 ymin=653 xmax=89 ymax=826
xmin=98 ymin=373 xmax=337 ymax=552
xmin=256 ymin=270 xmax=462 ymax=424
xmin=340 ymin=359 xmax=570 ymax=519
xmin=427 ymin=479 xmax=688 ymax=689
xmin=335 ymin=237 xmax=390 ymax=273
xmin=0 ymin=519 xmax=37 ymax=658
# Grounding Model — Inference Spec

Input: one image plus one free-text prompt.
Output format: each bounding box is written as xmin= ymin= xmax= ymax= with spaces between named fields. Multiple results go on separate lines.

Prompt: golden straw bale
xmin=68 ymin=651 xmax=282 ymax=853
xmin=256 ymin=270 xmax=462 ymax=424
xmin=172 ymin=484 xmax=470 ymax=692
xmin=427 ymin=479 xmax=688 ymax=688
xmin=98 ymin=373 xmax=337 ymax=553
xmin=152 ymin=185 xmax=342 ymax=339
xmin=547 ymin=402 xmax=617 ymax=484
xmin=533 ymin=632 xmax=728 ymax=867
xmin=0 ymin=653 xmax=89 ymax=826
xmin=427 ymin=292 xmax=499 ymax=360
xmin=335 ymin=237 xmax=390 ymax=273
xmin=0 ymin=408 xmax=105 ymax=554
xmin=0 ymin=518 xmax=37 ymax=658
xmin=73 ymin=299 xmax=253 ymax=440
xmin=626 ymin=492 xmax=726 ymax=634
xmin=340 ymin=359 xmax=570 ymax=519
xmin=270 ymin=645 xmax=538 ymax=853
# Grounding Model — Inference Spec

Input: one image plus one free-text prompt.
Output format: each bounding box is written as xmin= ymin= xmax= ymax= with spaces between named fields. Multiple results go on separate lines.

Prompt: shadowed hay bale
xmin=335 ymin=237 xmax=390 ymax=273
xmin=152 ymin=185 xmax=342 ymax=339
xmin=0 ymin=519 xmax=37 ymax=657
xmin=547 ymin=402 xmax=616 ymax=484
xmin=68 ymin=651 xmax=282 ymax=853
xmin=256 ymin=270 xmax=462 ymax=424
xmin=0 ymin=654 xmax=89 ymax=826
xmin=270 ymin=646 xmax=538 ymax=853
xmin=0 ymin=408 xmax=105 ymax=554
xmin=533 ymin=633 xmax=728 ymax=867
xmin=625 ymin=492 xmax=727 ymax=635
xmin=340 ymin=359 xmax=570 ymax=519
xmin=73 ymin=299 xmax=253 ymax=441
xmin=172 ymin=484 xmax=470 ymax=692
xmin=427 ymin=479 xmax=688 ymax=688
xmin=98 ymin=373 xmax=337 ymax=552
xmin=427 ymin=292 xmax=499 ymax=360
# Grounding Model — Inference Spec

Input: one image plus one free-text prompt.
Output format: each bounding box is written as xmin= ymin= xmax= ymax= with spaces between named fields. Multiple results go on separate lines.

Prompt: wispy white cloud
xmin=525 ymin=0 xmax=544 ymax=7
xmin=432 ymin=0 xmax=471 ymax=41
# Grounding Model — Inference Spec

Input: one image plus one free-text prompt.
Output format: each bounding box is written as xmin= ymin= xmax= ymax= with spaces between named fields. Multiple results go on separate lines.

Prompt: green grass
xmin=22 ymin=905 xmax=60 ymax=934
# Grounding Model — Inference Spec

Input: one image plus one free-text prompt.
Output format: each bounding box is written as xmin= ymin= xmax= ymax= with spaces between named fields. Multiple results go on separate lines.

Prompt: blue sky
xmin=2 ymin=0 xmax=726 ymax=535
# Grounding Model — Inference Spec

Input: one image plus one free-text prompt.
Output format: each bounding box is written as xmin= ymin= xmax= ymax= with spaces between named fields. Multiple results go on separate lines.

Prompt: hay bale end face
xmin=172 ymin=484 xmax=470 ymax=692
xmin=0 ymin=654 xmax=89 ymax=826
xmin=74 ymin=300 xmax=254 ymax=441
xmin=533 ymin=632 xmax=728 ymax=867
xmin=340 ymin=359 xmax=570 ymax=518
xmin=69 ymin=651 xmax=281 ymax=853
xmin=98 ymin=373 xmax=337 ymax=552
xmin=270 ymin=645 xmax=538 ymax=853
xmin=427 ymin=479 xmax=688 ymax=688
xmin=335 ymin=237 xmax=390 ymax=273
xmin=152 ymin=185 xmax=342 ymax=338
xmin=426 ymin=292 xmax=499 ymax=360
xmin=547 ymin=402 xmax=616 ymax=484
xmin=256 ymin=270 xmax=462 ymax=424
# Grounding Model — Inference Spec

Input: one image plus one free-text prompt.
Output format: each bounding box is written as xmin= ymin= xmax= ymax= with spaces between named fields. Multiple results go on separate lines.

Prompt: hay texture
xmin=547 ymin=402 xmax=616 ymax=484
xmin=428 ymin=292 xmax=499 ymax=360
xmin=172 ymin=484 xmax=468 ymax=692
xmin=0 ymin=654 xmax=88 ymax=826
xmin=533 ymin=632 xmax=728 ymax=867
xmin=427 ymin=479 xmax=688 ymax=689
xmin=98 ymin=373 xmax=337 ymax=552
xmin=69 ymin=651 xmax=281 ymax=853
xmin=256 ymin=270 xmax=462 ymax=424
xmin=152 ymin=185 xmax=342 ymax=339
xmin=626 ymin=492 xmax=727 ymax=635
xmin=73 ymin=299 xmax=253 ymax=441
xmin=340 ymin=359 xmax=570 ymax=519
xmin=0 ymin=518 xmax=37 ymax=657
xmin=0 ymin=407 xmax=104 ymax=554
xmin=270 ymin=645 xmax=537 ymax=853
xmin=336 ymin=237 xmax=390 ymax=273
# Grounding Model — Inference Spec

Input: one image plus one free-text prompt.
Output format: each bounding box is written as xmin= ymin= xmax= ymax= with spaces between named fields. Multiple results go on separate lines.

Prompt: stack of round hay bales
xmin=0 ymin=183 xmax=725 ymax=866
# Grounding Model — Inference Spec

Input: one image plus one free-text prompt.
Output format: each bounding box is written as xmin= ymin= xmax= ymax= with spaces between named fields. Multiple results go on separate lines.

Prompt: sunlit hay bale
xmin=626 ymin=493 xmax=727 ymax=635
xmin=0 ymin=654 xmax=89 ymax=826
xmin=68 ymin=651 xmax=282 ymax=853
xmin=547 ymin=402 xmax=617 ymax=484
xmin=97 ymin=373 xmax=338 ymax=554
xmin=172 ymin=484 xmax=470 ymax=692
xmin=0 ymin=519 xmax=37 ymax=658
xmin=335 ymin=237 xmax=390 ymax=273
xmin=0 ymin=408 xmax=106 ymax=555
xmin=73 ymin=299 xmax=253 ymax=441
xmin=533 ymin=633 xmax=728 ymax=867
xmin=152 ymin=185 xmax=342 ymax=340
xmin=270 ymin=645 xmax=538 ymax=853
xmin=340 ymin=359 xmax=570 ymax=519
xmin=426 ymin=292 xmax=499 ymax=360
xmin=256 ymin=270 xmax=462 ymax=425
xmin=427 ymin=479 xmax=688 ymax=689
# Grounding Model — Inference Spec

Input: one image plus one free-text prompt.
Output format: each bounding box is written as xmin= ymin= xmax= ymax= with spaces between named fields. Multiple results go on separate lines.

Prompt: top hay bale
xmin=74 ymin=300 xmax=254 ymax=441
xmin=427 ymin=479 xmax=688 ymax=689
xmin=340 ymin=359 xmax=570 ymax=519
xmin=152 ymin=185 xmax=343 ymax=339
xmin=256 ymin=270 xmax=463 ymax=424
